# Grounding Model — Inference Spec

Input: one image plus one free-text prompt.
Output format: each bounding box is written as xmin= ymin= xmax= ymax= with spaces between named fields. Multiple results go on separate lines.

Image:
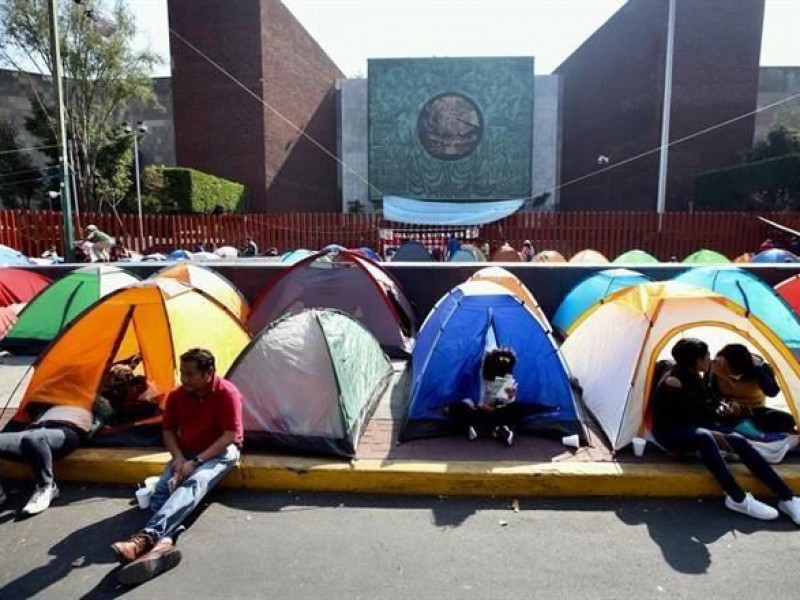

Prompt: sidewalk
xmin=3 ymin=360 xmax=800 ymax=498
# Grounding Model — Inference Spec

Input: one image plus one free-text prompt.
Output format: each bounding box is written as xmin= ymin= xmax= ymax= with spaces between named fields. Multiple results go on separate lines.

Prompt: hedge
xmin=694 ymin=154 xmax=800 ymax=211
xmin=143 ymin=166 xmax=246 ymax=214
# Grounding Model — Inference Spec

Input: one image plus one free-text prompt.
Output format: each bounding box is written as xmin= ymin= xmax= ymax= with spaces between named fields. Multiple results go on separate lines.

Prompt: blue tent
xmin=168 ymin=249 xmax=192 ymax=261
xmin=552 ymin=268 xmax=653 ymax=335
xmin=281 ymin=249 xmax=314 ymax=264
xmin=674 ymin=266 xmax=800 ymax=352
xmin=752 ymin=249 xmax=799 ymax=263
xmin=358 ymin=246 xmax=382 ymax=262
xmin=401 ymin=280 xmax=585 ymax=442
xmin=392 ymin=240 xmax=433 ymax=262
xmin=0 ymin=245 xmax=34 ymax=266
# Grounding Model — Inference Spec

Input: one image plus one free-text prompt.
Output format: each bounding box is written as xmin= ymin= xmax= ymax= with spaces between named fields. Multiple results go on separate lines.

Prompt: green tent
xmin=227 ymin=308 xmax=394 ymax=458
xmin=613 ymin=250 xmax=659 ymax=264
xmin=682 ymin=249 xmax=730 ymax=264
xmin=1 ymin=265 xmax=139 ymax=355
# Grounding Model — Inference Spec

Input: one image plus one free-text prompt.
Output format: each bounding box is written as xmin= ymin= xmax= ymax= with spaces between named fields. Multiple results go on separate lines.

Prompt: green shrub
xmin=694 ymin=154 xmax=800 ymax=211
xmin=142 ymin=166 xmax=246 ymax=214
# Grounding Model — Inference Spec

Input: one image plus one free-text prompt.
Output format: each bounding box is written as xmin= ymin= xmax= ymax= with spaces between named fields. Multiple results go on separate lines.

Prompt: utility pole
xmin=656 ymin=0 xmax=676 ymax=229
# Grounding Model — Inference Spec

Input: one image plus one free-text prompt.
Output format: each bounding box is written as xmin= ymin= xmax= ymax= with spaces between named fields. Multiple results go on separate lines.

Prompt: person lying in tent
xmin=651 ymin=338 xmax=800 ymax=525
xmin=708 ymin=344 xmax=796 ymax=437
xmin=442 ymin=348 xmax=523 ymax=446
xmin=111 ymin=348 xmax=243 ymax=586
xmin=0 ymin=355 xmax=158 ymax=516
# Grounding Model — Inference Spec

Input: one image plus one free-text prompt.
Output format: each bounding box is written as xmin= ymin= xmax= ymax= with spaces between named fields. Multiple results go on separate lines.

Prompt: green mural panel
xmin=368 ymin=57 xmax=534 ymax=201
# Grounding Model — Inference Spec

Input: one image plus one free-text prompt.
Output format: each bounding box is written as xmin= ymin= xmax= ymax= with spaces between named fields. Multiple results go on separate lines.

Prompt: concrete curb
xmin=4 ymin=448 xmax=800 ymax=497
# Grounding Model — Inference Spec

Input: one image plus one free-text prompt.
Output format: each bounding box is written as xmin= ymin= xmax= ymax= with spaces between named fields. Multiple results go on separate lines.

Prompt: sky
xmin=129 ymin=0 xmax=800 ymax=78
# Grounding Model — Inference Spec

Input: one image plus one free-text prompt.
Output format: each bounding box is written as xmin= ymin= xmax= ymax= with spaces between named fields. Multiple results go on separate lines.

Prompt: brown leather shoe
xmin=117 ymin=538 xmax=182 ymax=586
xmin=110 ymin=532 xmax=154 ymax=564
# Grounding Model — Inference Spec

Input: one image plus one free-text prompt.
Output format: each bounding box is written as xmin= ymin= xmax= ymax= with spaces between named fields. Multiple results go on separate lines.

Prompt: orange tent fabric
xmin=491 ymin=247 xmax=522 ymax=262
xmin=734 ymin=253 xmax=753 ymax=263
xmin=14 ymin=280 xmax=250 ymax=424
xmin=468 ymin=266 xmax=550 ymax=327
xmin=150 ymin=263 xmax=249 ymax=320
xmin=570 ymin=249 xmax=609 ymax=264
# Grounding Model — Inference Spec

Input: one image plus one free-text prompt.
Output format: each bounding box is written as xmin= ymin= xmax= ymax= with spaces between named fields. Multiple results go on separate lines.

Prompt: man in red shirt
xmin=110 ymin=348 xmax=243 ymax=586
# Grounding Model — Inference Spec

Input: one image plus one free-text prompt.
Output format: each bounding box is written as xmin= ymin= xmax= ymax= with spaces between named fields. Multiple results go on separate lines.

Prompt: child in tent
xmin=651 ymin=338 xmax=800 ymax=524
xmin=443 ymin=348 xmax=521 ymax=446
xmin=708 ymin=344 xmax=796 ymax=436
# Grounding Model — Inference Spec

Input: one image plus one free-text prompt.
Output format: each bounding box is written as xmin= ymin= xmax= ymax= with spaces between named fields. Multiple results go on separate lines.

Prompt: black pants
xmin=0 ymin=425 xmax=81 ymax=486
xmin=445 ymin=402 xmax=526 ymax=437
xmin=655 ymin=427 xmax=793 ymax=502
xmin=747 ymin=407 xmax=796 ymax=434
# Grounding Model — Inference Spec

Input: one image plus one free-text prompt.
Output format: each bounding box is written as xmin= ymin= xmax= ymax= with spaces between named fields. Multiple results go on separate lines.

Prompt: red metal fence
xmin=1 ymin=209 xmax=798 ymax=260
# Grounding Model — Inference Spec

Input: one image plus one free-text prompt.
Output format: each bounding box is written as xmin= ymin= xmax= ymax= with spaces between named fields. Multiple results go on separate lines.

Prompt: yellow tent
xmin=15 ymin=280 xmax=250 ymax=423
xmin=561 ymin=281 xmax=800 ymax=450
xmin=570 ymin=249 xmax=609 ymax=264
xmin=468 ymin=266 xmax=550 ymax=327
xmin=533 ymin=250 xmax=566 ymax=263
xmin=150 ymin=263 xmax=249 ymax=320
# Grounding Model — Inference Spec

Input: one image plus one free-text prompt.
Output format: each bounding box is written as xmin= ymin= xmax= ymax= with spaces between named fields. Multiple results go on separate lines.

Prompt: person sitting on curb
xmin=651 ymin=338 xmax=800 ymax=524
xmin=110 ymin=347 xmax=243 ymax=586
xmin=0 ymin=355 xmax=150 ymax=516
xmin=708 ymin=343 xmax=796 ymax=435
xmin=442 ymin=348 xmax=521 ymax=446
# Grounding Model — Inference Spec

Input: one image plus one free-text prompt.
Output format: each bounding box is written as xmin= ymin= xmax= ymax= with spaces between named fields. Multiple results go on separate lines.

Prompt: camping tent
xmin=150 ymin=263 xmax=249 ymax=320
xmin=227 ymin=309 xmax=393 ymax=458
xmin=281 ymin=249 xmax=315 ymax=264
xmin=401 ymin=280 xmax=585 ymax=442
xmin=613 ymin=250 xmax=658 ymax=264
xmin=533 ymin=250 xmax=566 ymax=263
xmin=168 ymin=249 xmax=192 ymax=261
xmin=468 ymin=266 xmax=549 ymax=327
xmin=491 ymin=246 xmax=522 ymax=262
xmin=354 ymin=246 xmax=382 ymax=262
xmin=449 ymin=244 xmax=486 ymax=262
xmin=10 ymin=279 xmax=250 ymax=427
xmin=561 ymin=281 xmax=800 ymax=451
xmin=552 ymin=268 xmax=653 ymax=336
xmin=392 ymin=240 xmax=433 ymax=262
xmin=248 ymin=249 xmax=415 ymax=356
xmin=674 ymin=266 xmax=800 ymax=353
xmin=0 ymin=245 xmax=34 ymax=266
xmin=0 ymin=268 xmax=51 ymax=307
xmin=569 ymin=249 xmax=609 ymax=264
xmin=752 ymin=249 xmax=799 ymax=263
xmin=775 ymin=275 xmax=800 ymax=321
xmin=682 ymin=249 xmax=730 ymax=264
xmin=1 ymin=265 xmax=139 ymax=355
xmin=734 ymin=253 xmax=753 ymax=263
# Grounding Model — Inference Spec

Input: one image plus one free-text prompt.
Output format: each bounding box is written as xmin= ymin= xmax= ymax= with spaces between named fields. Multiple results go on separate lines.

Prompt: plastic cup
xmin=144 ymin=476 xmax=159 ymax=491
xmin=135 ymin=487 xmax=152 ymax=510
xmin=562 ymin=434 xmax=580 ymax=449
xmin=632 ymin=437 xmax=647 ymax=457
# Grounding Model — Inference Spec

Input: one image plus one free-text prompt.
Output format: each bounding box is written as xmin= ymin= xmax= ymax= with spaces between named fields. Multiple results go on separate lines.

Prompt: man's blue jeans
xmin=144 ymin=444 xmax=239 ymax=541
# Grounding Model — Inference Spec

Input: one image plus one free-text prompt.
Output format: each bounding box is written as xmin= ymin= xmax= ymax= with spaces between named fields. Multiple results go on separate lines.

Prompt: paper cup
xmin=632 ymin=437 xmax=647 ymax=457
xmin=144 ymin=476 xmax=160 ymax=491
xmin=562 ymin=434 xmax=580 ymax=449
xmin=135 ymin=487 xmax=152 ymax=510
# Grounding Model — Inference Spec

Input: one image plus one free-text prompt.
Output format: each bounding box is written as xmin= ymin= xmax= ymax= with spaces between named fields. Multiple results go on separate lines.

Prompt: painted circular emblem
xmin=417 ymin=93 xmax=483 ymax=160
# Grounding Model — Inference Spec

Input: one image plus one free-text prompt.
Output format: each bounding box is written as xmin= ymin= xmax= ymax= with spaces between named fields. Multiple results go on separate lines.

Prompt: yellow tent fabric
xmin=570 ymin=249 xmax=609 ymax=264
xmin=533 ymin=250 xmax=566 ymax=263
xmin=561 ymin=281 xmax=800 ymax=450
xmin=151 ymin=263 xmax=249 ymax=320
xmin=15 ymin=279 xmax=250 ymax=422
xmin=468 ymin=266 xmax=550 ymax=327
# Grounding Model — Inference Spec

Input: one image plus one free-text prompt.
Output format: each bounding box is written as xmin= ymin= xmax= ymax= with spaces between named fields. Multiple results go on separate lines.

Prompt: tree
xmin=0 ymin=0 xmax=161 ymax=212
xmin=741 ymin=126 xmax=800 ymax=163
xmin=0 ymin=119 xmax=48 ymax=207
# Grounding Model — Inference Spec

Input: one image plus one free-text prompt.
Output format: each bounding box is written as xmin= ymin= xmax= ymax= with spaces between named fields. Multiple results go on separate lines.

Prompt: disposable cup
xmin=562 ymin=434 xmax=580 ymax=449
xmin=135 ymin=487 xmax=152 ymax=510
xmin=144 ymin=476 xmax=160 ymax=491
xmin=632 ymin=437 xmax=647 ymax=457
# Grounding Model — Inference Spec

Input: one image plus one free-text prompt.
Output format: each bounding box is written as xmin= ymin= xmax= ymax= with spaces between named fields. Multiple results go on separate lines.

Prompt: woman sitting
xmin=651 ymin=338 xmax=800 ymax=524
xmin=708 ymin=343 xmax=796 ymax=435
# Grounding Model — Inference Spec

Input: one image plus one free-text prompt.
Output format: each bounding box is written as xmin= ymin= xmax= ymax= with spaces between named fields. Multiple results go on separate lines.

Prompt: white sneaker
xmin=725 ymin=493 xmax=778 ymax=521
xmin=467 ymin=426 xmax=478 ymax=441
xmin=22 ymin=483 xmax=59 ymax=516
xmin=778 ymin=497 xmax=800 ymax=526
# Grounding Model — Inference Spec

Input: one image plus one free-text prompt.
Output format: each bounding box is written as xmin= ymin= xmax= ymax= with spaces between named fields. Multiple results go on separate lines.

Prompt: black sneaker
xmin=498 ymin=426 xmax=514 ymax=447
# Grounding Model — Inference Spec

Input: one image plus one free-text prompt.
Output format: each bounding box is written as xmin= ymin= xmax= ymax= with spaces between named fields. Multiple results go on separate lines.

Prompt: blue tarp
xmin=401 ymin=281 xmax=584 ymax=441
xmin=673 ymin=266 xmax=800 ymax=351
xmin=384 ymin=196 xmax=526 ymax=226
xmin=552 ymin=269 xmax=652 ymax=335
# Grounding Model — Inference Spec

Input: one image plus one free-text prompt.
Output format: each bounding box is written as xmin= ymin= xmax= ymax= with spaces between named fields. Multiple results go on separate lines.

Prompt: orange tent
xmin=533 ymin=250 xmax=566 ymax=263
xmin=734 ymin=252 xmax=753 ymax=263
xmin=468 ymin=266 xmax=550 ymax=327
xmin=570 ymin=249 xmax=609 ymax=264
xmin=491 ymin=246 xmax=522 ymax=262
xmin=150 ymin=263 xmax=249 ymax=320
xmin=13 ymin=280 xmax=250 ymax=424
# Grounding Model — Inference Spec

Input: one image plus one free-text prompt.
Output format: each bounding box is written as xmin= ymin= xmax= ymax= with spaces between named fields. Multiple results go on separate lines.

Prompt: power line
xmin=0 ymin=165 xmax=58 ymax=179
xmin=0 ymin=144 xmax=60 ymax=157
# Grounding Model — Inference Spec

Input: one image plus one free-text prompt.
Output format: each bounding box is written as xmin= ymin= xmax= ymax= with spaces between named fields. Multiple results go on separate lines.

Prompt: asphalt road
xmin=1 ymin=485 xmax=799 ymax=599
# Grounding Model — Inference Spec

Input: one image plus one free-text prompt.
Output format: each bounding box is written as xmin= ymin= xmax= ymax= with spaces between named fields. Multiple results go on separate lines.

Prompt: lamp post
xmin=48 ymin=0 xmax=74 ymax=261
xmin=656 ymin=0 xmax=677 ymax=223
xmin=123 ymin=121 xmax=147 ymax=251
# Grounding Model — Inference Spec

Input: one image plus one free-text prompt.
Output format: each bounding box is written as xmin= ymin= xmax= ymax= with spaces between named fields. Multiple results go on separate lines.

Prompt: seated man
xmin=111 ymin=348 xmax=243 ymax=586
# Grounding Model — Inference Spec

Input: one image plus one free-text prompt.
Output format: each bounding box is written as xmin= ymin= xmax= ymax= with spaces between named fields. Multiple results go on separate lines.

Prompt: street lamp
xmin=122 ymin=121 xmax=148 ymax=251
